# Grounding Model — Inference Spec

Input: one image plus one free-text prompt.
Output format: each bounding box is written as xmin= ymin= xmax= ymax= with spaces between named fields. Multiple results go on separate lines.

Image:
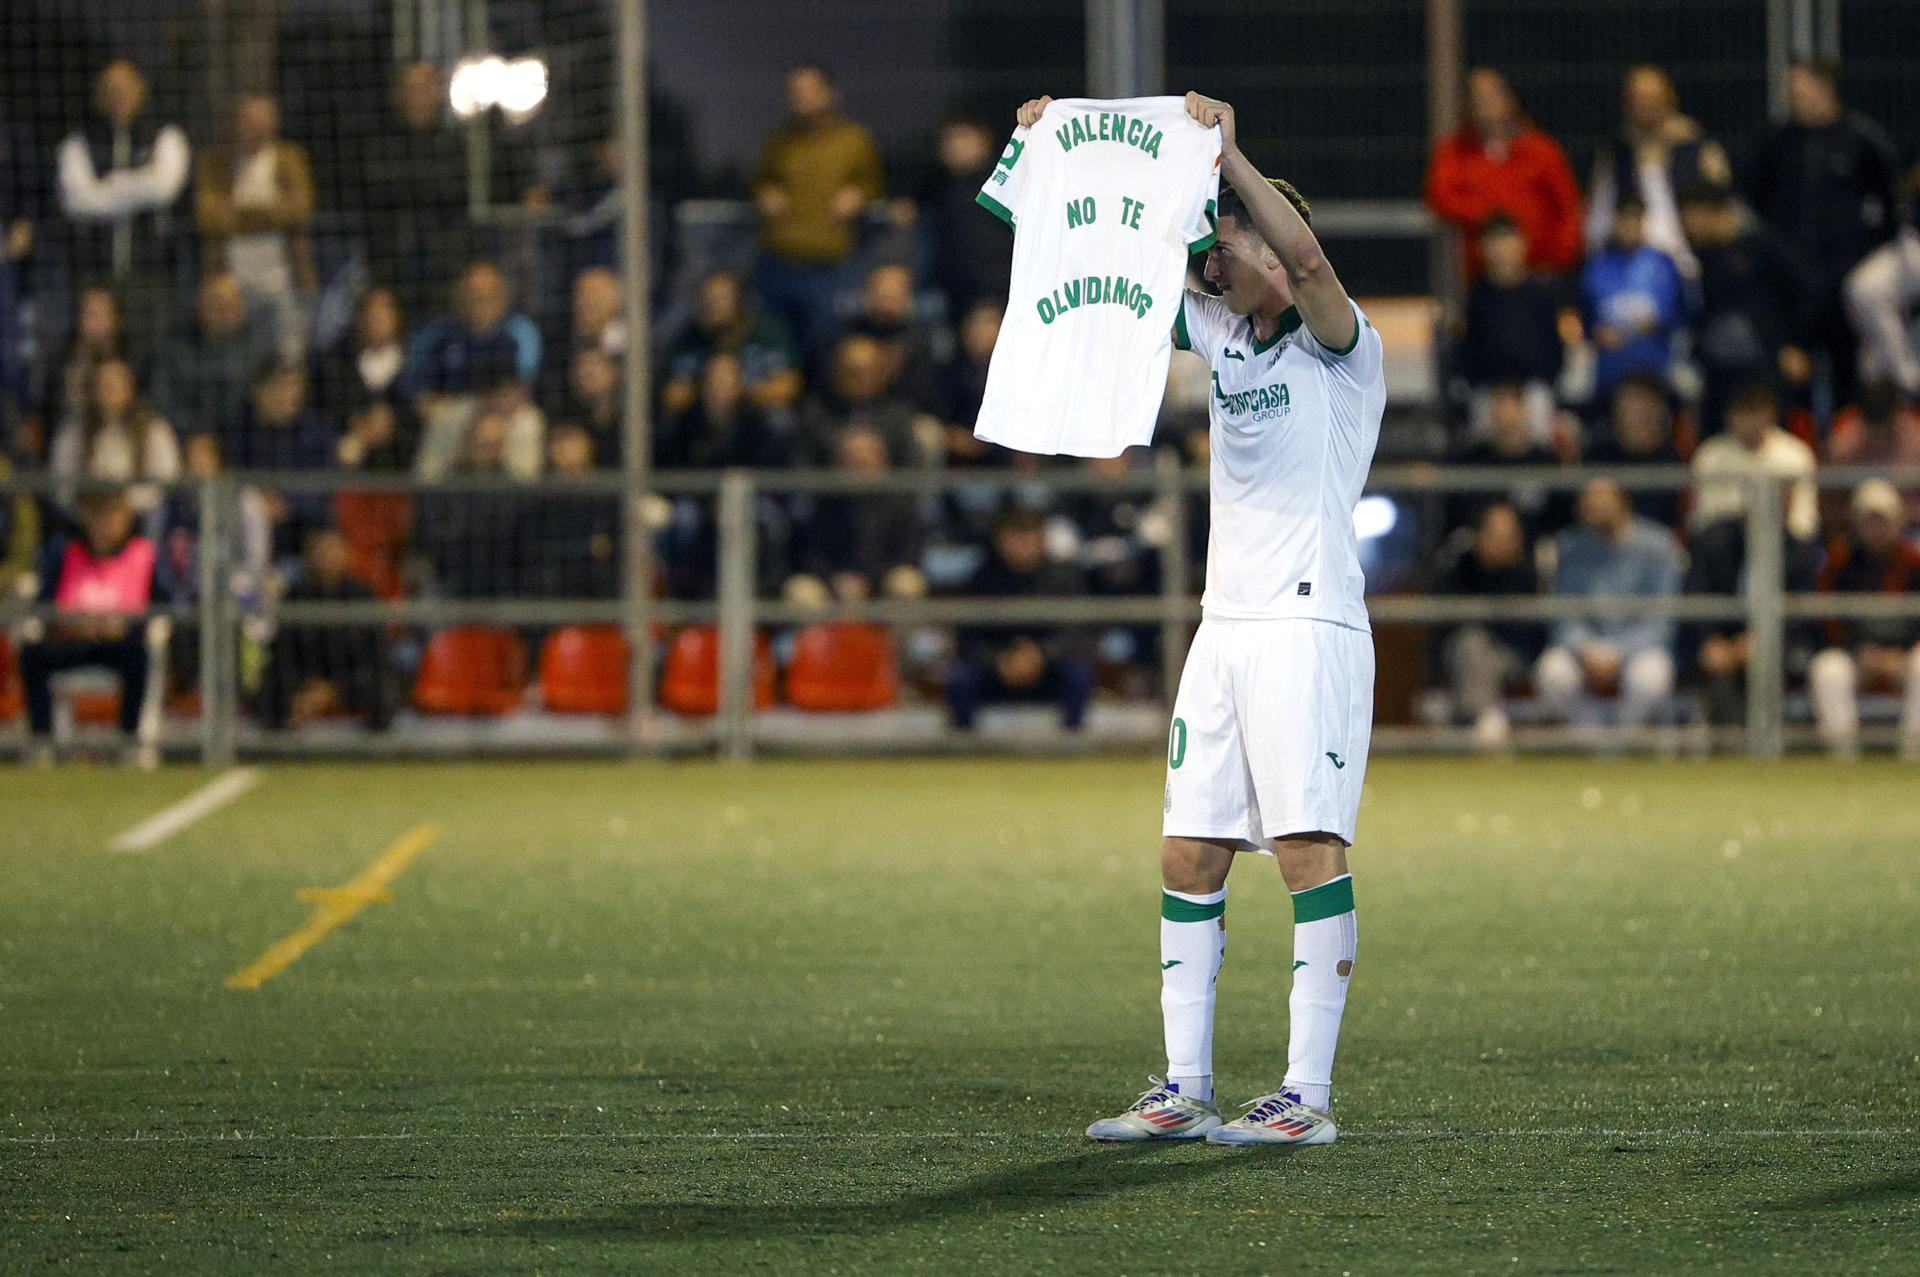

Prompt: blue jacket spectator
xmin=1534 ymin=477 xmax=1684 ymax=729
xmin=1580 ymin=194 xmax=1687 ymax=399
xmin=400 ymin=261 xmax=541 ymax=401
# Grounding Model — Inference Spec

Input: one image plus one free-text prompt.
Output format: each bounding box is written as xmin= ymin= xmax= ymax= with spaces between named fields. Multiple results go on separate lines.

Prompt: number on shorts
xmin=1168 ymin=717 xmax=1187 ymax=769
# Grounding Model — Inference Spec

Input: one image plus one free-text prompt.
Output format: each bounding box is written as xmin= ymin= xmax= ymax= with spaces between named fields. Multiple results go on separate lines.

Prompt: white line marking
xmin=108 ymin=768 xmax=261 ymax=854
xmin=5 ymin=1127 xmax=1913 ymax=1146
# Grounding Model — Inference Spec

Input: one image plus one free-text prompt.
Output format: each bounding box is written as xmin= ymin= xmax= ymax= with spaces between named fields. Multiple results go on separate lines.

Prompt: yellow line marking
xmin=223 ymin=824 xmax=440 ymax=992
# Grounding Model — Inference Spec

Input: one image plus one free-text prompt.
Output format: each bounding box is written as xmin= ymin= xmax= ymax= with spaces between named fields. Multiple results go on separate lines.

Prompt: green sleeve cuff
xmin=975 ymin=189 xmax=1014 ymax=228
xmin=1173 ymin=297 xmax=1192 ymax=351
xmin=1322 ymin=311 xmax=1365 ymax=358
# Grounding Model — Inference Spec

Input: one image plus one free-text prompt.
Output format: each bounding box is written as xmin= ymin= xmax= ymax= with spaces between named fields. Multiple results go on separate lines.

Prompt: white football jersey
xmin=1177 ymin=290 xmax=1385 ymax=629
xmin=974 ymin=97 xmax=1222 ymax=458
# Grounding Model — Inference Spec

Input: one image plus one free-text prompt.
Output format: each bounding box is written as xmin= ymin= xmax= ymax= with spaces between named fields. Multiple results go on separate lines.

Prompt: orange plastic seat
xmin=784 ymin=622 xmax=898 ymax=711
xmin=540 ymin=624 xmax=630 ymax=715
xmin=658 ymin=625 xmax=774 ymax=716
xmin=332 ymin=490 xmax=414 ymax=600
xmin=69 ymin=689 xmax=123 ymax=725
xmin=0 ymin=636 xmax=21 ymax=721
xmin=412 ymin=624 xmax=528 ymax=715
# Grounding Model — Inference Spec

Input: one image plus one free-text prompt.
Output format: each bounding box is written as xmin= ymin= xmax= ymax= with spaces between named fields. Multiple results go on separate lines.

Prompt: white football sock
xmin=1284 ymin=874 xmax=1357 ymax=1112
xmin=1161 ymin=886 xmax=1226 ymax=1103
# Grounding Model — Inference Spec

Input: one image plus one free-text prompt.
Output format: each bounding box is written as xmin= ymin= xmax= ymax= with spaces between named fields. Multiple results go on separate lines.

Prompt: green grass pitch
xmin=2 ymin=756 xmax=1916 ymax=1274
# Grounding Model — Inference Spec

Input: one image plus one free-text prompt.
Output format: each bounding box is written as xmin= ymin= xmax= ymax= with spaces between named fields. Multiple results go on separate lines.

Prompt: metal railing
xmin=7 ymin=463 xmax=1920 ymax=763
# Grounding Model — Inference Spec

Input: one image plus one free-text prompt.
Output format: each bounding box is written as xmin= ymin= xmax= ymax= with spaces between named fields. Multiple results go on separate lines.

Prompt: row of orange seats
xmin=415 ymin=621 xmax=900 ymax=717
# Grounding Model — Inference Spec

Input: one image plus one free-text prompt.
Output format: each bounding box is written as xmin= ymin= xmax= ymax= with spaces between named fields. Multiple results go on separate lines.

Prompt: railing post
xmin=1744 ymin=475 xmax=1786 ymax=759
xmin=196 ymin=477 xmax=225 ymax=766
xmin=1156 ymin=452 xmax=1190 ymax=707
xmin=715 ymin=470 xmax=757 ymax=761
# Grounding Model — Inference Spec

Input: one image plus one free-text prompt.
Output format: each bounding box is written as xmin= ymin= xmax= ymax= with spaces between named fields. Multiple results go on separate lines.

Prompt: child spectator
xmin=311 ymin=288 xmax=408 ymax=422
xmin=518 ymin=423 xmax=620 ymax=600
xmin=1582 ymin=374 xmax=1687 ymax=528
xmin=150 ymin=270 xmax=273 ymax=454
xmin=1457 ymin=216 xmax=1563 ymax=440
xmin=259 ymin=528 xmax=395 ymax=732
xmin=918 ymin=115 xmax=1015 ymax=315
xmin=658 ymin=270 xmax=802 ymax=418
xmin=1807 ymin=479 xmax=1920 ymax=759
xmin=1433 ymin=501 xmax=1540 ymax=749
xmin=50 ymin=356 xmax=180 ymax=494
xmin=784 ymin=423 xmax=926 ymax=609
xmin=844 ymin=262 xmax=941 ymax=412
xmin=18 ymin=490 xmax=159 ymax=765
xmin=43 ymin=283 xmax=128 ymax=449
xmin=1580 ymin=192 xmax=1687 ymax=401
xmin=1447 ymin=381 xmax=1567 ymax=539
xmin=945 ymin=507 xmax=1092 ymax=733
xmin=656 ymin=353 xmax=786 ymax=471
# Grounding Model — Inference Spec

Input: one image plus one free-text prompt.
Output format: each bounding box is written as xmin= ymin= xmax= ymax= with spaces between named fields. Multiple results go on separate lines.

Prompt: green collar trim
xmin=1250 ymin=306 xmax=1302 ymax=354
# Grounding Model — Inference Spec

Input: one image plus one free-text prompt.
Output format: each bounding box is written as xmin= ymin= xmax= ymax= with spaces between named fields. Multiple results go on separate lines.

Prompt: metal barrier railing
xmin=7 ymin=464 xmax=1920 ymax=762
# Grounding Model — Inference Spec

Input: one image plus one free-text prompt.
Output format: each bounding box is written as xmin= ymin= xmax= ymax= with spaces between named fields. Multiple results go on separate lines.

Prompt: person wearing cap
xmin=1807 ymin=478 xmax=1920 ymax=759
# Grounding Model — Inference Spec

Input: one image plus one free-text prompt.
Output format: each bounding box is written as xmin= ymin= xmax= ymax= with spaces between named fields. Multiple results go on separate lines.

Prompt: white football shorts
xmin=1162 ymin=616 xmax=1374 ymax=849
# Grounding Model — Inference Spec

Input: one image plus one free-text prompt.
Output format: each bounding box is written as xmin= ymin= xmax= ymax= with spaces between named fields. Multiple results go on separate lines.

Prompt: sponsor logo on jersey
xmin=1055 ymin=112 xmax=1164 ymax=158
xmin=1211 ymin=373 xmax=1291 ymax=421
xmin=1162 ymin=959 xmax=1183 ymax=969
xmin=1326 ymin=751 xmax=1345 ymax=769
xmin=1037 ymin=274 xmax=1155 ymax=325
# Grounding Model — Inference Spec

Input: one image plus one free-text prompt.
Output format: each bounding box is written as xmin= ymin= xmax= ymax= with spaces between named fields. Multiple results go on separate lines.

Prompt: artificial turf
xmin=1 ymin=755 xmax=1916 ymax=1274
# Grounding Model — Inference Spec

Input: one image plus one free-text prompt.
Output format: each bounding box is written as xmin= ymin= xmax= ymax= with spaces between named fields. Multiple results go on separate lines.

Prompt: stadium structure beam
xmin=616 ymin=0 xmax=658 ymax=747
xmin=1086 ymin=0 xmax=1164 ymax=98
xmin=1425 ymin=0 xmax=1463 ymax=322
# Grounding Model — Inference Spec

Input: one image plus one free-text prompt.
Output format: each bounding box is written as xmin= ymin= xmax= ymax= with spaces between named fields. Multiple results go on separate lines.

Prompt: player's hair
xmin=1216 ymin=177 xmax=1311 ymax=232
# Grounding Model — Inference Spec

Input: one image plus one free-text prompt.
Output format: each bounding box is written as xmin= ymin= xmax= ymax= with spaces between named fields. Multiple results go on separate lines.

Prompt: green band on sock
xmin=1161 ymin=892 xmax=1226 ymax=922
xmin=1291 ymin=875 xmax=1355 ymax=924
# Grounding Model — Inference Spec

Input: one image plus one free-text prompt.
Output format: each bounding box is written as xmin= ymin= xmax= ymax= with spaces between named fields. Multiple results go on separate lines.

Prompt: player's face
xmin=1203 ymin=218 xmax=1283 ymax=315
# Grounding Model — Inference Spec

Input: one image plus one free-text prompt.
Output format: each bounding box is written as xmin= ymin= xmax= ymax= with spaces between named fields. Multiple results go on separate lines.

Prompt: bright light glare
xmin=449 ymin=55 xmax=548 ymax=120
xmin=1353 ymin=494 xmax=1397 ymax=540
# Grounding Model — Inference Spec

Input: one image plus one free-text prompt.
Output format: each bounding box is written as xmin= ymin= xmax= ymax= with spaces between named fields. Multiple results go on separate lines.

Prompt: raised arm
xmin=1185 ymin=91 xmax=1356 ymax=353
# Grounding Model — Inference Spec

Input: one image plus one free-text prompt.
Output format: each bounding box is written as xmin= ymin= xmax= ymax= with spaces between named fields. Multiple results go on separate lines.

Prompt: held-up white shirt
xmin=973 ymin=97 xmax=1221 ymax=458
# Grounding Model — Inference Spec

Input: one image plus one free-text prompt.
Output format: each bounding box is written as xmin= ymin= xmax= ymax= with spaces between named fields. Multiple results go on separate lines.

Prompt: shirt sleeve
xmin=1179 ymin=126 xmax=1223 ymax=254
xmin=1297 ymin=299 xmax=1385 ymax=378
xmin=975 ymin=126 xmax=1033 ymax=229
xmin=1172 ymin=289 xmax=1227 ymax=364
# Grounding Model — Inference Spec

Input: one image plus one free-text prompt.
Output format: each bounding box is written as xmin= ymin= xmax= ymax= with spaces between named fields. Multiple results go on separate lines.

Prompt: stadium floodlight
xmin=1352 ymin=494 xmax=1397 ymax=540
xmin=449 ymin=55 xmax=549 ymax=122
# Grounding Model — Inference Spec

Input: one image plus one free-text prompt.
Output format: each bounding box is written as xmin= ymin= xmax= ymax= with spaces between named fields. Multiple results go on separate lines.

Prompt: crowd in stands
xmin=4 ymin=53 xmax=1920 ymax=757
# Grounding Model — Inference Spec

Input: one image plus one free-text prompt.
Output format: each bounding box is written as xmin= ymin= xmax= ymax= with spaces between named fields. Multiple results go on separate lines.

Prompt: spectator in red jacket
xmin=1424 ymin=67 xmax=1584 ymax=281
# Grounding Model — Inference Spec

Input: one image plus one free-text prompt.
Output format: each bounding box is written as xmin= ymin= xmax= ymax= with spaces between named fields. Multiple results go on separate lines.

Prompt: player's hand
xmin=1016 ymin=96 xmax=1053 ymax=128
xmin=1185 ymin=92 xmax=1236 ymax=152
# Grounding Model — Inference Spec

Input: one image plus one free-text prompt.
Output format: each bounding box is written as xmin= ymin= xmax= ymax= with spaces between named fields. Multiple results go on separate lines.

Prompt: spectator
xmin=657 ymin=353 xmax=786 ymax=470
xmin=1844 ymin=212 xmax=1920 ymax=399
xmin=1581 ymin=374 xmax=1687 ymax=528
xmin=1433 ymin=501 xmax=1540 ymax=749
xmin=334 ymin=398 xmax=419 ymax=474
xmin=946 ymin=507 xmax=1092 ymax=732
xmin=659 ymin=270 xmax=802 ymax=418
xmin=1534 ymin=477 xmax=1684 ymax=730
xmin=1749 ymin=61 xmax=1901 ymax=407
xmin=260 ymin=528 xmax=396 ymax=732
xmin=163 ymin=432 xmax=272 ymax=602
xmin=414 ymin=406 xmax=530 ymax=599
xmin=1579 ymin=192 xmax=1687 ymax=401
xmin=401 ymin=261 xmax=542 ymax=405
xmin=1423 ymin=67 xmax=1584 ymax=281
xmin=150 ymin=270 xmax=273 ymax=453
xmin=56 ymin=61 xmax=191 ymax=344
xmin=1457 ymin=216 xmax=1564 ymax=439
xmin=311 ymin=288 xmax=409 ymax=422
xmin=234 ymin=361 xmax=333 ymax=472
xmin=1677 ymin=179 xmax=1815 ymax=436
xmin=1 ymin=105 xmax=44 ymax=427
xmin=0 ymin=451 xmax=40 ymax=597
xmin=194 ymin=94 xmax=315 ymax=361
xmin=1807 ymin=479 xmax=1920 ymax=759
xmin=752 ymin=64 xmax=883 ymax=358
xmin=360 ymin=62 xmax=470 ymax=325
xmin=1058 ymin=452 xmax=1169 ymax=694
xmin=50 ymin=356 xmax=180 ymax=493
xmin=785 ymin=423 xmax=926 ymax=608
xmin=1689 ymin=384 xmax=1820 ymax=550
xmin=918 ymin=115 xmax=1015 ymax=316
xmin=415 ymin=377 xmax=546 ymax=485
xmin=42 ymin=283 xmax=129 ymax=454
xmin=18 ymin=490 xmax=159 ymax=766
xmin=562 ymin=347 xmax=623 ymax=465
xmin=1584 ymin=64 xmax=1732 ymax=274
xmin=798 ymin=333 xmax=930 ymax=468
xmin=519 ymin=423 xmax=619 ymax=599
xmin=1825 ymin=381 xmax=1920 ymax=524
xmin=844 ymin=262 xmax=940 ymax=411
xmin=934 ymin=299 xmax=1004 ymax=468
xmin=1447 ymin=381 xmax=1567 ymax=538
xmin=569 ymin=266 xmax=627 ymax=361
